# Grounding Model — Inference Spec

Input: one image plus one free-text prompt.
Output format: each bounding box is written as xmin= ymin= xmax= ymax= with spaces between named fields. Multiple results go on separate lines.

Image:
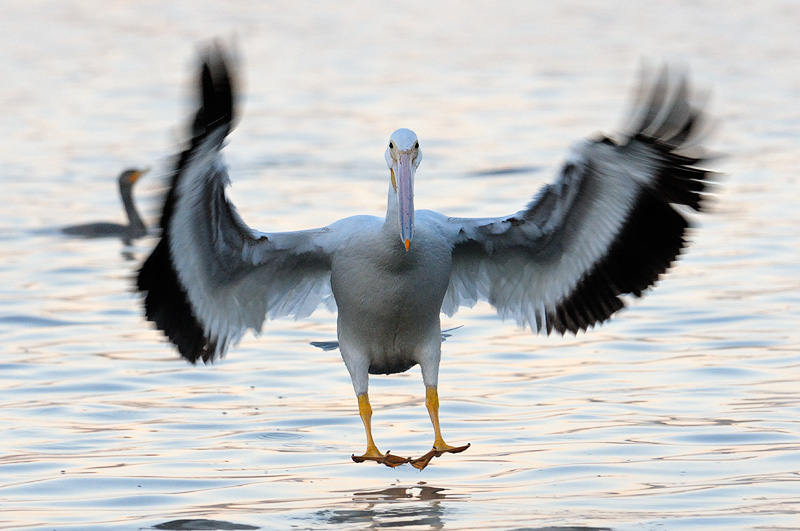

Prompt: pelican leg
xmin=411 ymin=386 xmax=470 ymax=470
xmin=351 ymin=393 xmax=410 ymax=467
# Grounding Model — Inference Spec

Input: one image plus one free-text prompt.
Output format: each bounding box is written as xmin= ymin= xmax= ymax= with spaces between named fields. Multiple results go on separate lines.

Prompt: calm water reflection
xmin=2 ymin=1 xmax=799 ymax=530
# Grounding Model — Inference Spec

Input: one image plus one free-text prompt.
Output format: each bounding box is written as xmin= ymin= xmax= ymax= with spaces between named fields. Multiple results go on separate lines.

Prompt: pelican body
xmin=62 ymin=168 xmax=149 ymax=240
xmin=137 ymin=45 xmax=716 ymax=469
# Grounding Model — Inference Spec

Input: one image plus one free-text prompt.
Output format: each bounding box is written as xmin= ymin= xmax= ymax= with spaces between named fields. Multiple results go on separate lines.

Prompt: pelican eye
xmin=389 ymin=141 xmax=394 ymax=149
xmin=414 ymin=141 xmax=419 ymax=149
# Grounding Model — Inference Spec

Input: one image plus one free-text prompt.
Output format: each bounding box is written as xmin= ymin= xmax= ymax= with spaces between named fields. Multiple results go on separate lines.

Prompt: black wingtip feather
xmin=548 ymin=189 xmax=691 ymax=335
xmin=136 ymin=44 xmax=237 ymax=364
xmin=137 ymin=239 xmax=218 ymax=364
xmin=192 ymin=46 xmax=236 ymax=140
xmin=548 ymin=70 xmax=718 ymax=336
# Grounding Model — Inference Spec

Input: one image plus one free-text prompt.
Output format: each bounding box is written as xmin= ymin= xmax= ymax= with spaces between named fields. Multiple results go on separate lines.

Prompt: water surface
xmin=1 ymin=1 xmax=799 ymax=530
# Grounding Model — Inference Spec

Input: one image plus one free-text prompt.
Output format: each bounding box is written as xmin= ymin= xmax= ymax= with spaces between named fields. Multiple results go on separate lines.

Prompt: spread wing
xmin=441 ymin=67 xmax=718 ymax=334
xmin=137 ymin=45 xmax=337 ymax=363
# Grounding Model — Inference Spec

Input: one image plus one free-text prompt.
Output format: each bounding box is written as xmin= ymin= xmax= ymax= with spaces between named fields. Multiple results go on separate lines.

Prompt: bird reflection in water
xmin=316 ymin=485 xmax=457 ymax=530
xmin=314 ymin=486 xmax=613 ymax=530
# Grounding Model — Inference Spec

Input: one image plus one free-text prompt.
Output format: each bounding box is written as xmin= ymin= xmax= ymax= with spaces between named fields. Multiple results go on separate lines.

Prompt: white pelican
xmin=137 ymin=45 xmax=716 ymax=470
xmin=62 ymin=168 xmax=149 ymax=240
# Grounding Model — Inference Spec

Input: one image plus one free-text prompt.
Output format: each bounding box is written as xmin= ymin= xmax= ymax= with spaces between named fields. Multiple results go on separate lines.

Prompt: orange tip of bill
xmin=404 ymin=238 xmax=410 ymax=251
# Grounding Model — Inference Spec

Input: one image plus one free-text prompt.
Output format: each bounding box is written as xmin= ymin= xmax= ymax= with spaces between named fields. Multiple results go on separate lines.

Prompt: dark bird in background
xmin=137 ymin=44 xmax=717 ymax=470
xmin=62 ymin=168 xmax=149 ymax=241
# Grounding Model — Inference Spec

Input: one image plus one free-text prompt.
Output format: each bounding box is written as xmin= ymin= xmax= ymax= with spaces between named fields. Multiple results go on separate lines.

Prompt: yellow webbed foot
xmin=410 ymin=443 xmax=470 ymax=470
xmin=352 ymin=450 xmax=411 ymax=468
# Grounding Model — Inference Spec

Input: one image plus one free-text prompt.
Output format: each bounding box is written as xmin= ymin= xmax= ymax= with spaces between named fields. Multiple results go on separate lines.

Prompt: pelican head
xmin=385 ymin=128 xmax=422 ymax=251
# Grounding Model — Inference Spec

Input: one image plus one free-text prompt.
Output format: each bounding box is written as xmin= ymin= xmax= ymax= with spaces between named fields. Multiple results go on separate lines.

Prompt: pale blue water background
xmin=1 ymin=1 xmax=799 ymax=530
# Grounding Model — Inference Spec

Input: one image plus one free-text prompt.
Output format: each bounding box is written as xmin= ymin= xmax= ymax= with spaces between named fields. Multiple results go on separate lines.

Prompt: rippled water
xmin=2 ymin=1 xmax=799 ymax=530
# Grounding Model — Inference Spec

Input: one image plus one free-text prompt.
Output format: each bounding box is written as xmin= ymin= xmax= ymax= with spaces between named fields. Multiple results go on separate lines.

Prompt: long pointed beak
xmin=396 ymin=153 xmax=415 ymax=251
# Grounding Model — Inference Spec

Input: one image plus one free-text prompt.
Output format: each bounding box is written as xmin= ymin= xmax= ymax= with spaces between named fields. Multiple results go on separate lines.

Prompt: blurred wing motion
xmin=441 ymin=67 xmax=716 ymax=334
xmin=137 ymin=47 xmax=336 ymax=363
